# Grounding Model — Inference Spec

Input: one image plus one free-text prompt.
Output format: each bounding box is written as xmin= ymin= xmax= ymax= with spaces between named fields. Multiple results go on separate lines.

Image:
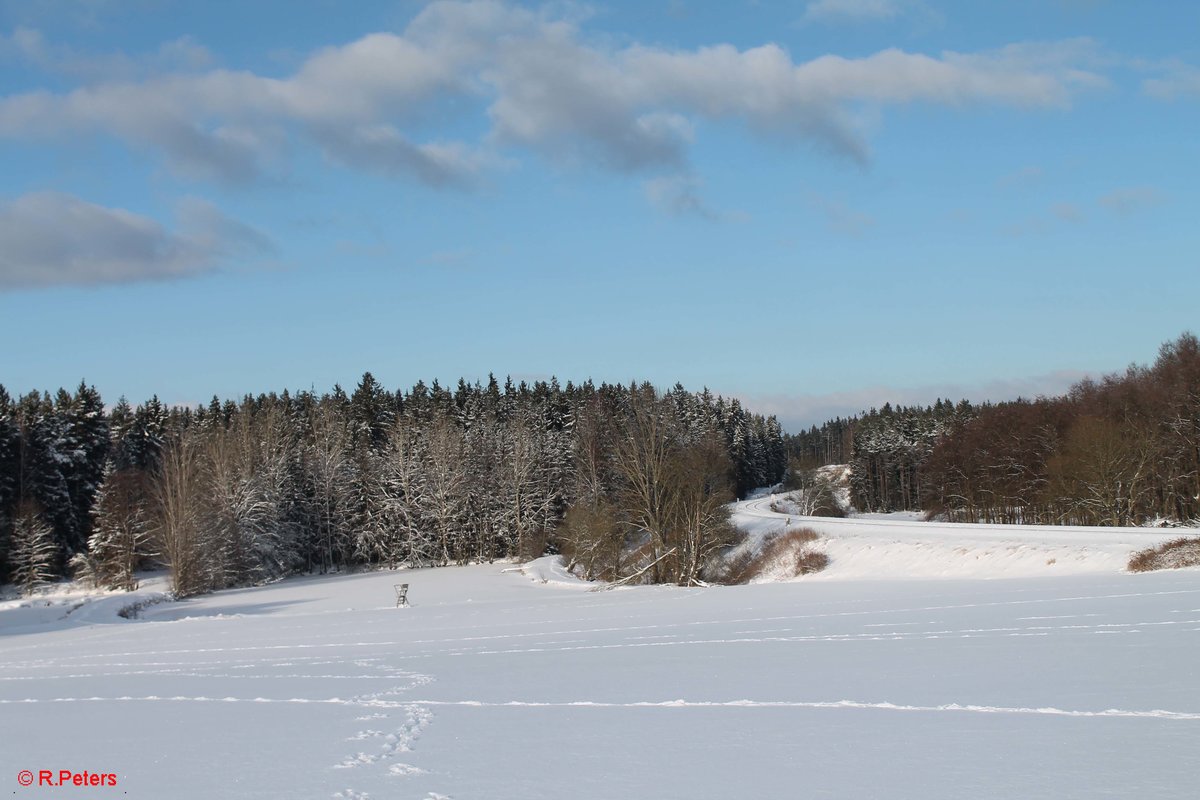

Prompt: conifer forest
xmin=0 ymin=376 xmax=786 ymax=595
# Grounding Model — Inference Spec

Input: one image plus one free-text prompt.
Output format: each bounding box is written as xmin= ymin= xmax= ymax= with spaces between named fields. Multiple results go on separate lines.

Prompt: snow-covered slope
xmin=0 ymin=575 xmax=173 ymax=635
xmin=731 ymin=493 xmax=1182 ymax=579
xmin=2 ymin=520 xmax=1198 ymax=799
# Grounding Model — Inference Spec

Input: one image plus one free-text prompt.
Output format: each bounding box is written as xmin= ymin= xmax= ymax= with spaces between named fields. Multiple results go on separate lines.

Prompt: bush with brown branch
xmin=1128 ymin=537 xmax=1200 ymax=572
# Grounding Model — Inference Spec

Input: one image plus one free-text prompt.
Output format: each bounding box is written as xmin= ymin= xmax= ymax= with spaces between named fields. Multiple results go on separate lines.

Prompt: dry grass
xmin=775 ymin=527 xmax=819 ymax=546
xmin=1128 ymin=537 xmax=1200 ymax=572
xmin=721 ymin=528 xmax=827 ymax=584
xmin=794 ymin=548 xmax=831 ymax=575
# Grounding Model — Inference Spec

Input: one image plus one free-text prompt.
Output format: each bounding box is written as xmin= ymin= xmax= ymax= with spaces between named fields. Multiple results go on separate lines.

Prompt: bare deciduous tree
xmin=153 ymin=436 xmax=208 ymax=597
xmin=665 ymin=433 xmax=736 ymax=585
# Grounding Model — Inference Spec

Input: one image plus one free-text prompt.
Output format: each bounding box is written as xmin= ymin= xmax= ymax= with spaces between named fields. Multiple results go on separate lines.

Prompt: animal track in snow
xmin=388 ymin=763 xmax=427 ymax=777
xmin=332 ymin=704 xmax=434 ymax=771
xmin=330 ymin=662 xmax=437 ymax=784
xmin=332 ymin=752 xmax=379 ymax=769
xmin=346 ymin=729 xmax=384 ymax=741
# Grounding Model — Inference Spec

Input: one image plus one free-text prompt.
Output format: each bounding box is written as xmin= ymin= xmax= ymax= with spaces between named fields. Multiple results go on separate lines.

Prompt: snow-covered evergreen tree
xmin=87 ymin=466 xmax=150 ymax=591
xmin=17 ymin=392 xmax=74 ymax=571
xmin=420 ymin=417 xmax=469 ymax=566
xmin=350 ymin=372 xmax=393 ymax=451
xmin=0 ymin=386 xmax=18 ymax=579
xmin=127 ymin=396 xmax=168 ymax=472
xmin=348 ymin=446 xmax=391 ymax=568
xmin=59 ymin=383 xmax=110 ymax=555
xmin=381 ymin=419 xmax=434 ymax=567
xmin=10 ymin=502 xmax=56 ymax=595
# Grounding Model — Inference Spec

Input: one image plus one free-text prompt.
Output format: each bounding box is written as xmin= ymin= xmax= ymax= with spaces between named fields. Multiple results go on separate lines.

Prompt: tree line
xmin=0 ymin=375 xmax=786 ymax=596
xmin=790 ymin=333 xmax=1200 ymax=527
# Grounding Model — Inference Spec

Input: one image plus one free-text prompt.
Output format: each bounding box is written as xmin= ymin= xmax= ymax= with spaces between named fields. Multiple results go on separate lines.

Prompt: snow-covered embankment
xmin=730 ymin=494 xmax=1185 ymax=580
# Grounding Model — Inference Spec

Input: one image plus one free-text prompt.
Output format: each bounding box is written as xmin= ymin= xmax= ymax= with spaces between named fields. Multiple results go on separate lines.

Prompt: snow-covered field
xmin=734 ymin=493 xmax=1186 ymax=579
xmin=2 ymin=499 xmax=1198 ymax=799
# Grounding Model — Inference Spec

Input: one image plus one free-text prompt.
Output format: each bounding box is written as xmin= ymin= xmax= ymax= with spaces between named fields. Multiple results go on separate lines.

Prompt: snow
xmin=509 ymin=555 xmax=593 ymax=589
xmin=732 ymin=493 xmax=1185 ymax=580
xmin=3 ymin=504 xmax=1199 ymax=799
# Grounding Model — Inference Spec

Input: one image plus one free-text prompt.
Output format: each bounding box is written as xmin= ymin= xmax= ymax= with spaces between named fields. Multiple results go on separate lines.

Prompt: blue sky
xmin=0 ymin=0 xmax=1197 ymax=431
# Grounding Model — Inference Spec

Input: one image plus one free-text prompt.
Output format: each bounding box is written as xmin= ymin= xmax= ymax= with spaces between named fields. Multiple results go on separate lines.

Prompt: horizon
xmin=0 ymin=355 xmax=1132 ymax=434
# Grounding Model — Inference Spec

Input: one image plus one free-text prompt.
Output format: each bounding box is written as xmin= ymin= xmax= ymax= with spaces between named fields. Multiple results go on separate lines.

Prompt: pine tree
xmin=381 ymin=419 xmax=434 ymax=567
xmin=350 ymin=372 xmax=393 ymax=450
xmin=127 ymin=396 xmax=168 ymax=472
xmin=348 ymin=446 xmax=390 ymax=567
xmin=60 ymin=382 xmax=110 ymax=554
xmin=18 ymin=392 xmax=74 ymax=571
xmin=10 ymin=502 xmax=56 ymax=595
xmin=87 ymin=466 xmax=150 ymax=591
xmin=421 ymin=417 xmax=469 ymax=565
xmin=0 ymin=386 xmax=19 ymax=579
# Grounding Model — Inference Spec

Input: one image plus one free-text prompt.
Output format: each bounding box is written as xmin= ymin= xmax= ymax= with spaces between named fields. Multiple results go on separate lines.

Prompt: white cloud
xmin=425 ymin=248 xmax=475 ymax=267
xmin=1143 ymin=62 xmax=1200 ymax=100
xmin=800 ymin=0 xmax=946 ymax=27
xmin=998 ymin=165 xmax=1044 ymax=188
xmin=1098 ymin=186 xmax=1165 ymax=215
xmin=1051 ymin=202 xmax=1083 ymax=222
xmin=0 ymin=26 xmax=212 ymax=83
xmin=311 ymin=124 xmax=491 ymax=187
xmin=643 ymin=174 xmax=717 ymax=218
xmin=1003 ymin=184 xmax=1167 ymax=236
xmin=802 ymin=0 xmax=903 ymax=24
xmin=0 ymin=192 xmax=273 ymax=290
xmin=811 ymin=195 xmax=875 ymax=236
xmin=0 ymin=3 xmax=1111 ymax=187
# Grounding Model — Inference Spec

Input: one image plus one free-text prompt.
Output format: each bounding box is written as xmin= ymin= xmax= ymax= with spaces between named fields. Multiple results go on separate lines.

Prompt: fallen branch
xmin=591 ymin=548 xmax=677 ymax=592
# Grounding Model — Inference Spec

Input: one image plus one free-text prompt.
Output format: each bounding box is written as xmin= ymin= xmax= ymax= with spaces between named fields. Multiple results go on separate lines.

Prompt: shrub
xmin=811 ymin=502 xmax=846 ymax=519
xmin=715 ymin=547 xmax=757 ymax=586
xmin=773 ymin=527 xmax=820 ymax=547
xmin=794 ymin=549 xmax=830 ymax=574
xmin=1128 ymin=537 xmax=1200 ymax=572
xmin=717 ymin=528 xmax=827 ymax=584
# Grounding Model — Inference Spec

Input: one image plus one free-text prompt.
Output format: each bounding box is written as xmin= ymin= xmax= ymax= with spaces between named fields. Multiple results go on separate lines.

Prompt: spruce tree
xmin=0 ymin=386 xmax=18 ymax=579
xmin=10 ymin=503 xmax=56 ymax=595
xmin=88 ymin=466 xmax=150 ymax=591
xmin=18 ymin=392 xmax=74 ymax=571
xmin=350 ymin=372 xmax=392 ymax=450
xmin=61 ymin=382 xmax=110 ymax=553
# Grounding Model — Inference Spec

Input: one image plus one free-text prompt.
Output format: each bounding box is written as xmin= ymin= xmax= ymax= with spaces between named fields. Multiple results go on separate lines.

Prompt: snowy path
xmin=3 ymin=548 xmax=1200 ymax=797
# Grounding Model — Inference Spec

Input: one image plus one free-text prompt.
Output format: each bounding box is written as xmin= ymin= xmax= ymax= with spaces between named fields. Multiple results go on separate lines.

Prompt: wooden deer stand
xmin=394 ymin=583 xmax=410 ymax=607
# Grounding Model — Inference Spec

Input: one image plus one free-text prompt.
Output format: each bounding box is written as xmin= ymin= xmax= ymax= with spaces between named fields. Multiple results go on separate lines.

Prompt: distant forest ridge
xmin=0 ymin=375 xmax=786 ymax=594
xmin=787 ymin=333 xmax=1200 ymax=526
